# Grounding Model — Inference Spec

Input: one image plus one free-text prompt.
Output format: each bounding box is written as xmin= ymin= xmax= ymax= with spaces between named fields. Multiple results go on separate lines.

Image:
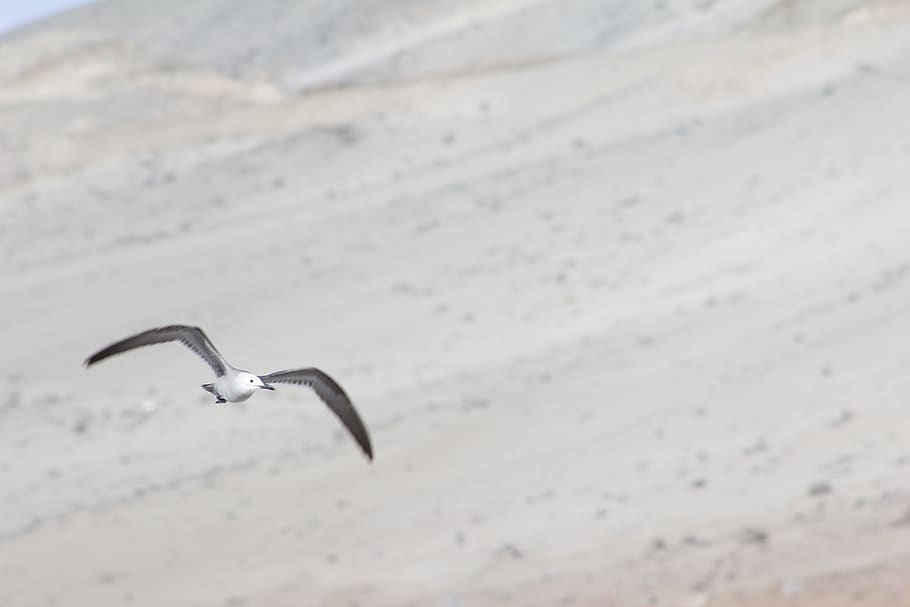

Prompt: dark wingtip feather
xmin=348 ymin=424 xmax=373 ymax=461
xmin=349 ymin=416 xmax=373 ymax=462
xmin=84 ymin=348 xmax=109 ymax=367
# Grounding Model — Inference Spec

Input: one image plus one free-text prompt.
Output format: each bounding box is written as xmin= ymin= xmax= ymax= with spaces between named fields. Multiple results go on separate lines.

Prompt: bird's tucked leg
xmin=202 ymin=383 xmax=225 ymax=404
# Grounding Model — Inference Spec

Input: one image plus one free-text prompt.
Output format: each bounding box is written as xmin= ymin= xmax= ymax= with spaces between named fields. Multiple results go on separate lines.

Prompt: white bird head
xmin=236 ymin=371 xmax=274 ymax=395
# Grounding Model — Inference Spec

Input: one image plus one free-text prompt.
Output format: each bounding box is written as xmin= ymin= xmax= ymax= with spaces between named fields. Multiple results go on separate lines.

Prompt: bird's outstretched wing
xmin=85 ymin=325 xmax=229 ymax=376
xmin=261 ymin=368 xmax=373 ymax=460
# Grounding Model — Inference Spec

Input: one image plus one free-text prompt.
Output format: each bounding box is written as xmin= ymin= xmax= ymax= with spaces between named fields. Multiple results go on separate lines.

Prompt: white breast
xmin=214 ymin=373 xmax=255 ymax=403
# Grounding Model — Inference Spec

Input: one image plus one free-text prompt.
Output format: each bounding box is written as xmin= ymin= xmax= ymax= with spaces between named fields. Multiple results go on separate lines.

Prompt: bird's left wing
xmin=261 ymin=367 xmax=373 ymax=461
xmin=84 ymin=325 xmax=229 ymax=376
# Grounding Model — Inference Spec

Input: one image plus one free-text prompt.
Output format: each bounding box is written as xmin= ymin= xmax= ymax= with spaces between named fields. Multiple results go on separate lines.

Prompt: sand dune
xmin=1 ymin=1 xmax=910 ymax=605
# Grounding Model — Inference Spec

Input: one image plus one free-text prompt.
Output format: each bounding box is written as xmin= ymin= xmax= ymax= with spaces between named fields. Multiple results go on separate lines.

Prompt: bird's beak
xmin=261 ymin=383 xmax=275 ymax=391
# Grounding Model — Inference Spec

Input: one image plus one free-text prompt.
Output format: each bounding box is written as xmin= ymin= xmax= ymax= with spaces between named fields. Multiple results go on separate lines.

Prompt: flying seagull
xmin=84 ymin=325 xmax=373 ymax=460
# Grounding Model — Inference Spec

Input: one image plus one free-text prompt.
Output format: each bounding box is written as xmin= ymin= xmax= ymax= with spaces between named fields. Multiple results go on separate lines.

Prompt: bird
xmin=84 ymin=325 xmax=373 ymax=460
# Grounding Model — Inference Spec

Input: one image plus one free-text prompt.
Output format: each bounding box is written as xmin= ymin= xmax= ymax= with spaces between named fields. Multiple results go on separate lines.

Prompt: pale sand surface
xmin=2 ymin=1 xmax=910 ymax=605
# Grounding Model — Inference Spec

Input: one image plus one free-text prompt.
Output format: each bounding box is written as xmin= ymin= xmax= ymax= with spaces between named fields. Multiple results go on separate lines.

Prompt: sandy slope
xmin=2 ymin=1 xmax=910 ymax=605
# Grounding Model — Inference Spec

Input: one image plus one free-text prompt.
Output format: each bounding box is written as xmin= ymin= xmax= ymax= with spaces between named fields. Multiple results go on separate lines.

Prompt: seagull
xmin=85 ymin=325 xmax=373 ymax=460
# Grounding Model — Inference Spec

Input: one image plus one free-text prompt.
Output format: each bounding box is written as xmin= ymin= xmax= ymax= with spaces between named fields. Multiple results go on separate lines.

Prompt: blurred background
xmin=1 ymin=1 xmax=910 ymax=605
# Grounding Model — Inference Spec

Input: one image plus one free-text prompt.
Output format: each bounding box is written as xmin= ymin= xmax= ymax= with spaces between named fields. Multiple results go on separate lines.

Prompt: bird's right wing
xmin=85 ymin=325 xmax=229 ymax=376
xmin=261 ymin=368 xmax=373 ymax=460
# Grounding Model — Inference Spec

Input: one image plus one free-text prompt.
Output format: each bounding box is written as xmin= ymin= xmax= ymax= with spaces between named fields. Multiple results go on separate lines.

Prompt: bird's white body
xmin=212 ymin=370 xmax=269 ymax=403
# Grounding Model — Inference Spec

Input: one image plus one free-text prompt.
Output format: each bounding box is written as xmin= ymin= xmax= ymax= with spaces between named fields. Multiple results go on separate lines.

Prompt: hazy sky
xmin=0 ymin=0 xmax=92 ymax=34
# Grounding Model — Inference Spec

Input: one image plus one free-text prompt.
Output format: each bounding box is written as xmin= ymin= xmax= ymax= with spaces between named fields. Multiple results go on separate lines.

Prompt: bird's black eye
xmin=250 ymin=379 xmax=254 ymax=383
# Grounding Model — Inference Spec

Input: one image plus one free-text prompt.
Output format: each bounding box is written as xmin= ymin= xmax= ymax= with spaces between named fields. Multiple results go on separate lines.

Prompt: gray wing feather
xmin=261 ymin=368 xmax=373 ymax=460
xmin=85 ymin=325 xmax=229 ymax=376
